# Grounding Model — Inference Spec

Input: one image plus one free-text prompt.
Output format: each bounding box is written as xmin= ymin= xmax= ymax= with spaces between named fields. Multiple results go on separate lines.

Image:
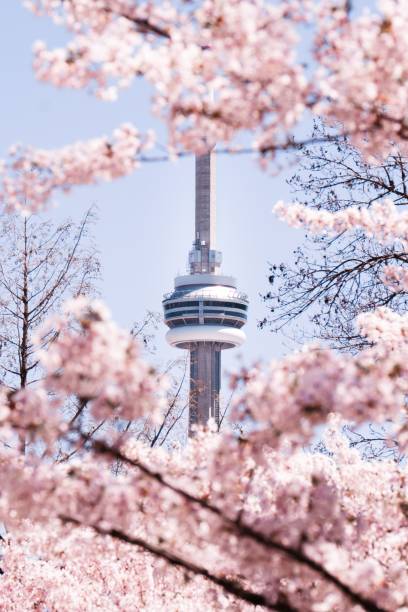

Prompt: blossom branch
xmin=61 ymin=514 xmax=296 ymax=612
xmin=0 ymin=133 xmax=344 ymax=214
xmin=92 ymin=440 xmax=388 ymax=612
xmin=102 ymin=6 xmax=171 ymax=39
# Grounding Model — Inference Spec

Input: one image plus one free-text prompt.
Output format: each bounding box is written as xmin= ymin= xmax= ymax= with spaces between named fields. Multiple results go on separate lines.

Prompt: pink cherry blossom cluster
xmin=314 ymin=0 xmax=408 ymax=159
xmin=274 ymin=198 xmax=408 ymax=246
xmin=0 ymin=290 xmax=405 ymax=608
xmin=0 ymin=423 xmax=406 ymax=610
xmin=20 ymin=0 xmax=408 ymax=161
xmin=147 ymin=0 xmax=308 ymax=152
xmin=0 ymin=123 xmax=154 ymax=212
xmin=0 ymin=519 xmax=242 ymax=612
xmin=26 ymin=0 xmax=308 ymax=152
xmin=383 ymin=263 xmax=408 ymax=292
xmin=4 ymin=1 xmax=408 ymax=214
xmin=37 ymin=297 xmax=164 ymax=424
xmin=27 ymin=0 xmax=176 ymax=102
xmin=231 ymin=339 xmax=408 ymax=452
xmin=0 ymin=386 xmax=63 ymax=447
xmin=357 ymin=307 xmax=408 ymax=348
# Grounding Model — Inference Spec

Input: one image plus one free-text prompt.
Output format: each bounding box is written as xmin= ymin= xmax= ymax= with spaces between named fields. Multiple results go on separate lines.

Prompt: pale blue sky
xmin=0 ymin=2 xmax=320 ymax=375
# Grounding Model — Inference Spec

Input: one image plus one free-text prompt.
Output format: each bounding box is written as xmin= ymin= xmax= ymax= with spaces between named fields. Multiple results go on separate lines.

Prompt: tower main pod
xmin=163 ymin=152 xmax=248 ymax=433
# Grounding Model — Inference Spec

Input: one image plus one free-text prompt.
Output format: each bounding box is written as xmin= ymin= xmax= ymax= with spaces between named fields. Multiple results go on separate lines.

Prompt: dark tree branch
xmin=262 ymin=123 xmax=408 ymax=351
xmin=103 ymin=6 xmax=171 ymax=39
xmin=61 ymin=515 xmax=296 ymax=612
xmin=89 ymin=440 xmax=388 ymax=612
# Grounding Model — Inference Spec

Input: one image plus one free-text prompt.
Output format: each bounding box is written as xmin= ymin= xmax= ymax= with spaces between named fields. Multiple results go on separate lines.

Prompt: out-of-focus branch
xmin=90 ymin=440 xmax=387 ymax=612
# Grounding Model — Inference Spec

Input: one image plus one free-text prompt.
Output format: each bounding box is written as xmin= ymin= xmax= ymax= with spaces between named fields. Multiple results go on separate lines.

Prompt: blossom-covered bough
xmin=4 ymin=0 xmax=408 ymax=213
xmin=0 ymin=1 xmax=407 ymax=610
xmin=0 ymin=303 xmax=406 ymax=610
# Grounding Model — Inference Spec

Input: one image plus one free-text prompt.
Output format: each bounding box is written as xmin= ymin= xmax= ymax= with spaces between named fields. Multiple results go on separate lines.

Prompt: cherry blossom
xmin=3 ymin=2 xmax=408 ymax=212
xmin=26 ymin=0 xmax=308 ymax=152
xmin=0 ymin=423 xmax=406 ymax=611
xmin=382 ymin=264 xmax=408 ymax=292
xmin=356 ymin=307 xmax=408 ymax=347
xmin=231 ymin=339 xmax=408 ymax=452
xmin=0 ymin=519 xmax=241 ymax=612
xmin=36 ymin=297 xmax=164 ymax=424
xmin=314 ymin=0 xmax=408 ymax=160
xmin=274 ymin=198 xmax=408 ymax=246
xmin=0 ymin=123 xmax=154 ymax=212
xmin=20 ymin=0 xmax=408 ymax=161
xmin=0 ymin=288 xmax=405 ymax=609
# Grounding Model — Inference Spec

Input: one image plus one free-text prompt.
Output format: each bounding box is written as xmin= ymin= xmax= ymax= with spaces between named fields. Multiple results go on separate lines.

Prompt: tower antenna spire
xmin=191 ymin=151 xmax=217 ymax=274
xmin=163 ymin=150 xmax=248 ymax=433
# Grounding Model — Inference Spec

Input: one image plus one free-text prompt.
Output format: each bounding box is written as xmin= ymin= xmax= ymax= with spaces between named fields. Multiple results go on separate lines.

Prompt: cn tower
xmin=163 ymin=152 xmax=248 ymax=434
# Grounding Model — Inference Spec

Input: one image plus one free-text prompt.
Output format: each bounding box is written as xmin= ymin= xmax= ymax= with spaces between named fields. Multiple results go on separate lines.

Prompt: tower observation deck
xmin=163 ymin=152 xmax=248 ymax=433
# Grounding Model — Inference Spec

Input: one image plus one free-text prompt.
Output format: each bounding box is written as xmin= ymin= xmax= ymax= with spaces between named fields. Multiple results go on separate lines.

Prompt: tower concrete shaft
xmin=189 ymin=342 xmax=221 ymax=430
